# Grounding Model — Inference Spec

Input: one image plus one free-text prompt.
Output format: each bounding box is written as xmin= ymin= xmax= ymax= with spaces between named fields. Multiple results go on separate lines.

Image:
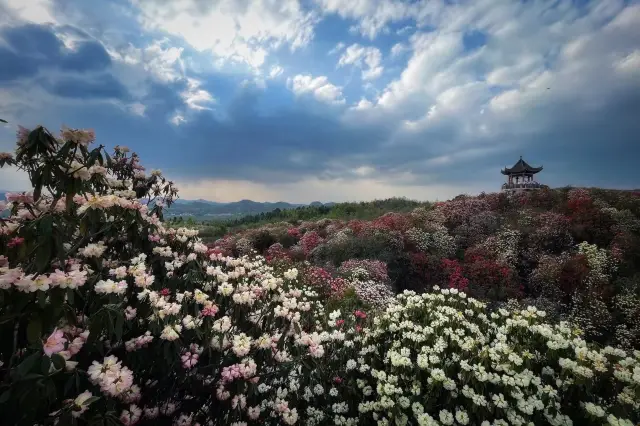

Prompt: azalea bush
xmin=353 ymin=287 xmax=640 ymax=426
xmin=0 ymin=126 xmax=352 ymax=425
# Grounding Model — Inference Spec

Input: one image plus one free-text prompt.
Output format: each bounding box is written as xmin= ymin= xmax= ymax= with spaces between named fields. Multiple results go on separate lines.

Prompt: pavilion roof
xmin=501 ymin=156 xmax=543 ymax=175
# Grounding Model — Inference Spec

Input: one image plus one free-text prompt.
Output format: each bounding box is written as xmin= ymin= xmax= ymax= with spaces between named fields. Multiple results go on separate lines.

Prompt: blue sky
xmin=0 ymin=0 xmax=639 ymax=203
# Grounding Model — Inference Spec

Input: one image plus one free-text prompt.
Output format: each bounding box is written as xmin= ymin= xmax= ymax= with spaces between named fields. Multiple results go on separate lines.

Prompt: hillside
xmin=207 ymin=187 xmax=640 ymax=349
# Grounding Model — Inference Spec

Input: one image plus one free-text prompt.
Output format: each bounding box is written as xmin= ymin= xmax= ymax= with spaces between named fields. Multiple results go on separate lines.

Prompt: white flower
xmin=439 ymin=409 xmax=454 ymax=425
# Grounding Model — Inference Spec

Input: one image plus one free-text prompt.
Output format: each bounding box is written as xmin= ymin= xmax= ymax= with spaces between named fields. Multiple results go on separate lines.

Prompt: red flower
xmin=335 ymin=319 xmax=345 ymax=327
xmin=354 ymin=310 xmax=367 ymax=319
xmin=160 ymin=288 xmax=170 ymax=296
xmin=333 ymin=376 xmax=343 ymax=384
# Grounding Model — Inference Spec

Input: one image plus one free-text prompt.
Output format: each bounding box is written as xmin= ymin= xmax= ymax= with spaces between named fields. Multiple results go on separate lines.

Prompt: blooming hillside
xmin=210 ymin=187 xmax=640 ymax=350
xmin=0 ymin=126 xmax=638 ymax=426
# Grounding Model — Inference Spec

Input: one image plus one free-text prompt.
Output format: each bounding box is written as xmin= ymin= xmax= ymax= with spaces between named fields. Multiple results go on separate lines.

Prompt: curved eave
xmin=501 ymin=166 xmax=543 ymax=175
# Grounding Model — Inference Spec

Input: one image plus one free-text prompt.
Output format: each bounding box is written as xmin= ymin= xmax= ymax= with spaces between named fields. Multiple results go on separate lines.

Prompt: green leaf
xmin=37 ymin=290 xmax=47 ymax=308
xmin=26 ymin=317 xmax=43 ymax=344
xmin=114 ymin=313 xmax=124 ymax=342
xmin=17 ymin=352 xmax=42 ymax=377
xmin=67 ymin=288 xmax=74 ymax=305
xmin=84 ymin=396 xmax=100 ymax=405
xmin=0 ymin=390 xmax=10 ymax=404
xmin=65 ymin=191 xmax=74 ymax=213
xmin=35 ymin=240 xmax=52 ymax=273
xmin=0 ymin=118 xmax=8 ymax=123
xmin=63 ymin=372 xmax=75 ymax=395
xmin=51 ymin=353 xmax=66 ymax=370
xmin=32 ymin=169 xmax=43 ymax=202
xmin=41 ymin=355 xmax=52 ymax=375
xmin=21 ymin=373 xmax=44 ymax=381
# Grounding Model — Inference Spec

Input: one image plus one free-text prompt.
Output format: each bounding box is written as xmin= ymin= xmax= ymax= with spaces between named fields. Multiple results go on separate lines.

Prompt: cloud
xmin=129 ymin=102 xmax=146 ymax=116
xmin=130 ymin=0 xmax=318 ymax=71
xmin=268 ymin=65 xmax=284 ymax=79
xmin=180 ymin=78 xmax=215 ymax=110
xmin=0 ymin=23 xmax=113 ymax=82
xmin=0 ymin=0 xmax=55 ymax=25
xmin=287 ymin=74 xmax=345 ymax=104
xmin=46 ymin=73 xmax=129 ymax=100
xmin=314 ymin=0 xmax=412 ymax=39
xmin=390 ymin=42 xmax=409 ymax=58
xmin=1 ymin=0 xmax=640 ymax=203
xmin=328 ymin=41 xmax=345 ymax=55
xmin=337 ymin=43 xmax=384 ymax=80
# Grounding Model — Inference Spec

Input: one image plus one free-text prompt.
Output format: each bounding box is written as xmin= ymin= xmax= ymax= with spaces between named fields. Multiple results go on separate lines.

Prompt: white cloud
xmin=181 ymin=78 xmax=215 ymax=110
xmin=131 ymin=0 xmax=318 ymax=71
xmin=170 ymin=112 xmax=186 ymax=126
xmin=0 ymin=0 xmax=55 ymax=24
xmin=287 ymin=74 xmax=345 ymax=104
xmin=108 ymin=39 xmax=185 ymax=84
xmin=314 ymin=0 xmax=412 ymax=39
xmin=344 ymin=1 xmax=640 ymax=160
xmin=328 ymin=41 xmax=345 ymax=55
xmin=615 ymin=50 xmax=640 ymax=75
xmin=129 ymin=102 xmax=147 ymax=116
xmin=351 ymin=98 xmax=374 ymax=111
xmin=390 ymin=42 xmax=409 ymax=58
xmin=268 ymin=65 xmax=284 ymax=79
xmin=338 ymin=44 xmax=383 ymax=80
xmin=396 ymin=25 xmax=413 ymax=36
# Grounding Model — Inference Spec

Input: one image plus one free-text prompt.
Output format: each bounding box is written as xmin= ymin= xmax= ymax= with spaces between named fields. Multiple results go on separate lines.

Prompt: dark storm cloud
xmin=0 ymin=23 xmax=121 ymax=98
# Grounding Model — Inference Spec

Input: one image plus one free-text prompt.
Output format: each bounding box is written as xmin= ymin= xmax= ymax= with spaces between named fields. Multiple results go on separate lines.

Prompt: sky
xmin=0 ymin=0 xmax=639 ymax=203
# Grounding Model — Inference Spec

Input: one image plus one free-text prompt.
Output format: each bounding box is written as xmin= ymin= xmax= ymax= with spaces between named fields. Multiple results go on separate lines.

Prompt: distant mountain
xmin=0 ymin=190 xmax=333 ymax=220
xmin=163 ymin=198 xmax=333 ymax=219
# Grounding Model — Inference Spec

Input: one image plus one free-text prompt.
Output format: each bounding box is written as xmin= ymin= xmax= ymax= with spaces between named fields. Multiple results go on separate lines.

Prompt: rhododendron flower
xmin=181 ymin=352 xmax=199 ymax=369
xmin=71 ymin=390 xmax=94 ymax=417
xmin=125 ymin=306 xmax=137 ymax=320
xmin=7 ymin=237 xmax=25 ymax=248
xmin=43 ymin=328 xmax=67 ymax=356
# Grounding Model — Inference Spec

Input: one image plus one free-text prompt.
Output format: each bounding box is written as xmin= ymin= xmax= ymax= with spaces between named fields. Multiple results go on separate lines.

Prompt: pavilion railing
xmin=501 ymin=182 xmax=545 ymax=190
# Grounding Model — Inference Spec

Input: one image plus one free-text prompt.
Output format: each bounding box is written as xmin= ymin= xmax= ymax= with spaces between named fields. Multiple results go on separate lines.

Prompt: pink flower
xmin=43 ymin=329 xmax=67 ymax=356
xmin=16 ymin=126 xmax=29 ymax=145
xmin=7 ymin=237 xmax=25 ymax=248
xmin=181 ymin=352 xmax=199 ymax=369
xmin=201 ymin=304 xmax=219 ymax=317
xmin=354 ymin=310 xmax=367 ymax=319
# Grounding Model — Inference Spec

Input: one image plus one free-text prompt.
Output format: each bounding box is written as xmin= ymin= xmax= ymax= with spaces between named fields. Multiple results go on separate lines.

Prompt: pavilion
xmin=501 ymin=156 xmax=547 ymax=191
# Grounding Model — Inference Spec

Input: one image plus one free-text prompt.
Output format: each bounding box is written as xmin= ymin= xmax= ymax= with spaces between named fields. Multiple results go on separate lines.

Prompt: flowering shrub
xmin=299 ymin=231 xmax=323 ymax=255
xmin=338 ymin=259 xmax=389 ymax=284
xmin=0 ymin=126 xmax=350 ymax=426
xmin=353 ymin=287 xmax=640 ymax=426
xmin=441 ymin=258 xmax=469 ymax=291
